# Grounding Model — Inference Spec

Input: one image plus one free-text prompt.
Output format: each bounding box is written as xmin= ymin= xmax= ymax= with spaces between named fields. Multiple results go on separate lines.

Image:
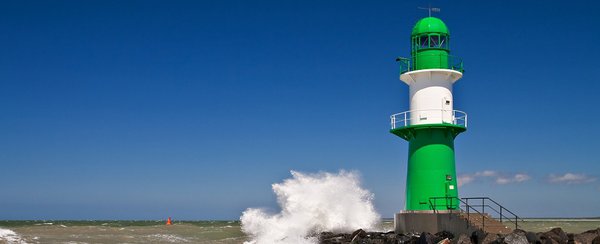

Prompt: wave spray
xmin=240 ymin=170 xmax=380 ymax=244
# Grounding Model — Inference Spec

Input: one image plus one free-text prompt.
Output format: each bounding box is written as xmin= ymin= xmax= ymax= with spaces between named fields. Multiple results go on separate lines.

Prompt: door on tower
xmin=444 ymin=174 xmax=458 ymax=209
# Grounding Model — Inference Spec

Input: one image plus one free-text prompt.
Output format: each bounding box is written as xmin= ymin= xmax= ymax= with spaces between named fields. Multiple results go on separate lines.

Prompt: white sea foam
xmin=0 ymin=228 xmax=28 ymax=244
xmin=240 ymin=170 xmax=380 ymax=244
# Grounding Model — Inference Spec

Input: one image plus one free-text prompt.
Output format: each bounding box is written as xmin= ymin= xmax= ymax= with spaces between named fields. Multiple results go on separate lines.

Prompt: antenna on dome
xmin=418 ymin=4 xmax=441 ymax=17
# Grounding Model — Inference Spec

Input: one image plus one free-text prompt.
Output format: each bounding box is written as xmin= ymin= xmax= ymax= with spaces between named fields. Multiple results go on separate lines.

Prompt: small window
xmin=420 ymin=35 xmax=428 ymax=48
xmin=440 ymin=36 xmax=448 ymax=49
xmin=430 ymin=35 xmax=440 ymax=48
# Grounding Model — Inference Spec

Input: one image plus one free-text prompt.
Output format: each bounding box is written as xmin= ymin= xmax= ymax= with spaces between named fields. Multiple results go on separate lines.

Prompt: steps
xmin=458 ymin=212 xmax=512 ymax=234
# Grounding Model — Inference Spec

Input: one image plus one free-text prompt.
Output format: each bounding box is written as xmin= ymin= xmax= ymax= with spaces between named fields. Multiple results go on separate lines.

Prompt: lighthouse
xmin=391 ymin=16 xmax=467 ymax=232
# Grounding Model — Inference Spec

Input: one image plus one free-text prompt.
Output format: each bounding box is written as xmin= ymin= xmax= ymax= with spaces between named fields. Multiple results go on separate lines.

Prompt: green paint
xmin=411 ymin=17 xmax=449 ymax=36
xmin=391 ymin=124 xmax=465 ymax=210
xmin=397 ymin=17 xmax=463 ymax=73
xmin=411 ymin=17 xmax=450 ymax=71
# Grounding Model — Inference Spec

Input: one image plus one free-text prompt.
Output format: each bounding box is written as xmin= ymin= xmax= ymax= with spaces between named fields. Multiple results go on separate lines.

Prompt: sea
xmin=2 ymin=172 xmax=599 ymax=243
xmin=1 ymin=219 xmax=599 ymax=244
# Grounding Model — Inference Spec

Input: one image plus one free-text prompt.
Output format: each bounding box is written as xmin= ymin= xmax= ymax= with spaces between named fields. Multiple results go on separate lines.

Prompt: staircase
xmin=429 ymin=197 xmax=522 ymax=235
xmin=458 ymin=212 xmax=512 ymax=234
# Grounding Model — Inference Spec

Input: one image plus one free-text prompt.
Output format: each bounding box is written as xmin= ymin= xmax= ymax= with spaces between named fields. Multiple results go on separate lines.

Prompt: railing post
xmin=500 ymin=207 xmax=503 ymax=223
xmin=465 ymin=198 xmax=470 ymax=227
xmin=452 ymin=110 xmax=456 ymax=124
xmin=482 ymin=198 xmax=485 ymax=232
xmin=482 ymin=198 xmax=486 ymax=220
xmin=404 ymin=112 xmax=407 ymax=126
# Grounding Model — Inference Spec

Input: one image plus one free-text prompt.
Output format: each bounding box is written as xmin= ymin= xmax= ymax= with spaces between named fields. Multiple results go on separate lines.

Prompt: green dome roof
xmin=411 ymin=17 xmax=449 ymax=36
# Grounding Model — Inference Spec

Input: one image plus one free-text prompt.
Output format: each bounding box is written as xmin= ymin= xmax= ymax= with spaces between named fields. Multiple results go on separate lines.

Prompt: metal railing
xmin=390 ymin=109 xmax=467 ymax=129
xmin=428 ymin=196 xmax=523 ymax=232
xmin=397 ymin=54 xmax=464 ymax=74
xmin=429 ymin=197 xmax=488 ymax=231
xmin=462 ymin=197 xmax=523 ymax=231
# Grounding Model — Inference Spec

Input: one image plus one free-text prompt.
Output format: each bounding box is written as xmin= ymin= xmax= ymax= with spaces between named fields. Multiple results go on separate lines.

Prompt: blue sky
xmin=1 ymin=0 xmax=600 ymax=220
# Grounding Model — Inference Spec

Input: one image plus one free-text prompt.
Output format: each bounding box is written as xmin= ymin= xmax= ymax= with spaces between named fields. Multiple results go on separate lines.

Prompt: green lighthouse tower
xmin=391 ymin=16 xmax=466 ymax=211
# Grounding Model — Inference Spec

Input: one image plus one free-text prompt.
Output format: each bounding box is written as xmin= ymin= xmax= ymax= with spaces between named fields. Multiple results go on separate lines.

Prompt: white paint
xmin=400 ymin=69 xmax=463 ymax=125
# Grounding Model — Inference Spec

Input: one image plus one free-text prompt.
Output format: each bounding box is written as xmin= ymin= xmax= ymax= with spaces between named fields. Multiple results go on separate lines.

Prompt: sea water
xmin=2 ymin=219 xmax=600 ymax=243
xmin=2 ymin=170 xmax=599 ymax=243
xmin=0 ymin=220 xmax=246 ymax=244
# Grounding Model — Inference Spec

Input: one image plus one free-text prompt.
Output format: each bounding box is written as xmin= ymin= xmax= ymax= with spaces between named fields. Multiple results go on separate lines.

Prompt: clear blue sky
xmin=1 ymin=0 xmax=600 ymax=220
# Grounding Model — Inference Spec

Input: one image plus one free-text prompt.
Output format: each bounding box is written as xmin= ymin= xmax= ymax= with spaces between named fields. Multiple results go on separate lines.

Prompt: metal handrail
xmin=390 ymin=109 xmax=467 ymax=129
xmin=429 ymin=196 xmax=523 ymax=232
xmin=462 ymin=197 xmax=523 ymax=230
xmin=397 ymin=54 xmax=464 ymax=74
xmin=428 ymin=196 xmax=489 ymax=232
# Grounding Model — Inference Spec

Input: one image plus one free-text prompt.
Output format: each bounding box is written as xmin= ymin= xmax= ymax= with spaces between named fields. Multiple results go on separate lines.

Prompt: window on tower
xmin=440 ymin=36 xmax=448 ymax=49
xmin=414 ymin=34 xmax=449 ymax=50
xmin=430 ymin=35 xmax=439 ymax=48
xmin=420 ymin=35 xmax=428 ymax=48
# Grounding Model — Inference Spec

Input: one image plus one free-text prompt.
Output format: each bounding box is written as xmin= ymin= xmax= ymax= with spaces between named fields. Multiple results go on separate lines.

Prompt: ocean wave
xmin=0 ymin=228 xmax=28 ymax=244
xmin=241 ymin=170 xmax=380 ymax=244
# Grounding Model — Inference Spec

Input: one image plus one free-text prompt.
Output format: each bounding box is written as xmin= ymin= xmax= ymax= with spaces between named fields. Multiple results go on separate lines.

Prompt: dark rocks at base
xmin=573 ymin=228 xmax=600 ymax=244
xmin=436 ymin=231 xmax=455 ymax=241
xmin=318 ymin=227 xmax=600 ymax=244
xmin=452 ymin=234 xmax=472 ymax=244
xmin=471 ymin=230 xmax=487 ymax=244
xmin=503 ymin=231 xmax=528 ymax=244
xmin=319 ymin=230 xmax=419 ymax=244
xmin=538 ymin=228 xmax=568 ymax=244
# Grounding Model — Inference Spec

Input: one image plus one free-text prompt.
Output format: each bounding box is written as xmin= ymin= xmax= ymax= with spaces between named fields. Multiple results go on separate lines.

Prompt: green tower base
xmin=391 ymin=124 xmax=466 ymax=211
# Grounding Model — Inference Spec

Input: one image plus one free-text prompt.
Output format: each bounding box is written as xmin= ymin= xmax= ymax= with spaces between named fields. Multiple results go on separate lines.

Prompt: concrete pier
xmin=394 ymin=211 xmax=478 ymax=235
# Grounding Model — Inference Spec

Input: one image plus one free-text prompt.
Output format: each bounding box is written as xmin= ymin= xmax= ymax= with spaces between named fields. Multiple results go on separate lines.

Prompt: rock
xmin=385 ymin=232 xmax=398 ymax=241
xmin=418 ymin=232 xmax=436 ymax=244
xmin=452 ymin=234 xmax=472 ymax=244
xmin=398 ymin=234 xmax=419 ymax=244
xmin=540 ymin=228 xmax=568 ymax=244
xmin=471 ymin=230 xmax=487 ymax=244
xmin=538 ymin=233 xmax=557 ymax=244
xmin=438 ymin=238 xmax=451 ymax=244
xmin=574 ymin=232 xmax=599 ymax=244
xmin=550 ymin=228 xmax=569 ymax=244
xmin=322 ymin=228 xmax=600 ymax=244
xmin=584 ymin=228 xmax=600 ymax=236
xmin=435 ymin=231 xmax=455 ymax=241
xmin=573 ymin=228 xmax=600 ymax=244
xmin=503 ymin=231 xmax=528 ymax=244
xmin=481 ymin=233 xmax=501 ymax=244
xmin=319 ymin=232 xmax=350 ymax=243
xmin=350 ymin=229 xmax=367 ymax=242
xmin=525 ymin=231 xmax=541 ymax=244
xmin=511 ymin=229 xmax=528 ymax=236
